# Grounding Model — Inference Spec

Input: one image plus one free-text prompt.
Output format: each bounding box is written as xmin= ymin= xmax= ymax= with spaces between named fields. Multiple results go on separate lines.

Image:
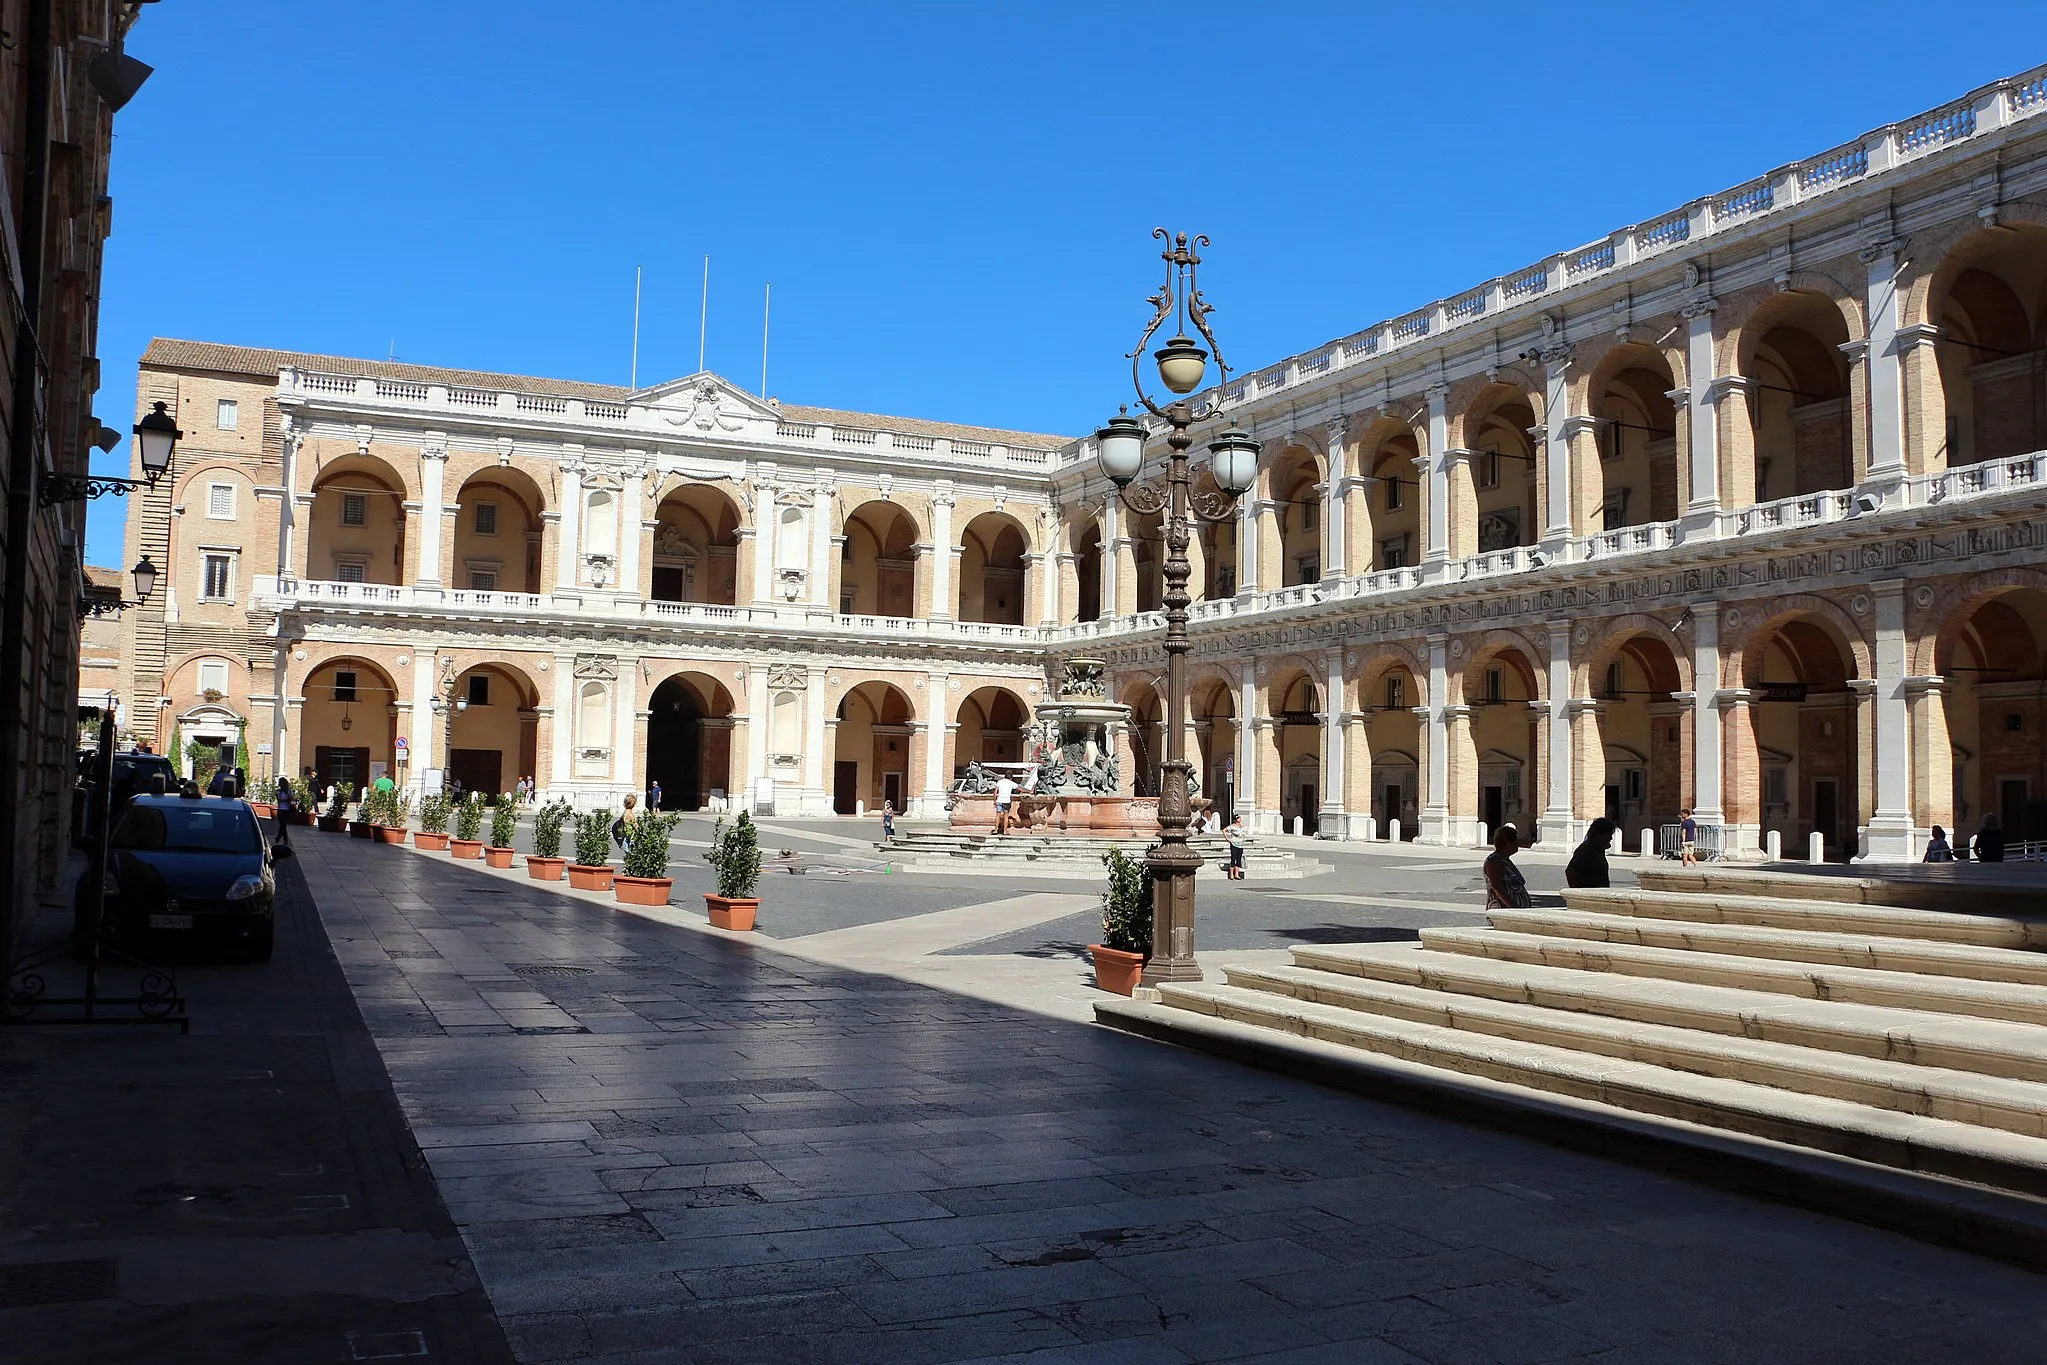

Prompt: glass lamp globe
xmin=130 ymin=555 xmax=157 ymax=602
xmin=1093 ymin=410 xmax=1146 ymax=486
xmin=1153 ymin=336 xmax=1208 ymax=394
xmin=1207 ymin=425 xmax=1261 ymax=496
xmin=133 ymin=401 xmax=182 ymax=479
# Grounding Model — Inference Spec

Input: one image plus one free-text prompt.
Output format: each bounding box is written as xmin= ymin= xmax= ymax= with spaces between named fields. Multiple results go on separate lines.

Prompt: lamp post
xmin=38 ymin=402 xmax=182 ymax=506
xmin=436 ymin=656 xmax=468 ymax=794
xmin=1094 ymin=230 xmax=1260 ymax=985
xmin=78 ymin=556 xmax=158 ymax=619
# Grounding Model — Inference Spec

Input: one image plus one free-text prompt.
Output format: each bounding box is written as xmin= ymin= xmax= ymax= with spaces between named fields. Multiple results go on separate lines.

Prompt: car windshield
xmin=111 ymin=803 xmax=261 ymax=854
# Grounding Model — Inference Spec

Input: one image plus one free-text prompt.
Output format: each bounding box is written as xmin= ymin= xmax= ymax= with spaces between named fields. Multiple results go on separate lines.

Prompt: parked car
xmin=79 ymin=793 xmax=291 ymax=960
xmin=72 ymin=750 xmax=176 ymax=848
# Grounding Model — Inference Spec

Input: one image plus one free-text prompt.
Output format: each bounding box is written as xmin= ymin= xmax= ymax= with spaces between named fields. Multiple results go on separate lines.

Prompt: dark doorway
xmin=1999 ymin=779 xmax=2029 ymax=838
xmin=314 ymin=745 xmax=368 ymax=795
xmin=1812 ymin=779 xmax=1839 ymax=858
xmin=449 ymin=748 xmax=503 ymax=796
xmin=648 ymin=679 xmax=704 ymax=810
xmin=1381 ymin=784 xmax=1401 ymax=837
xmin=1297 ymin=783 xmax=1318 ymax=837
xmin=882 ymin=770 xmax=904 ymax=812
xmin=1482 ymin=786 xmax=1504 ymax=837
xmin=833 ymin=761 xmax=858 ymax=815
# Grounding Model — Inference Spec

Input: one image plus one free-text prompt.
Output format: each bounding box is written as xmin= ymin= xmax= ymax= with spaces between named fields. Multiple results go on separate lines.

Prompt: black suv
xmin=73 ymin=750 xmax=177 ymax=847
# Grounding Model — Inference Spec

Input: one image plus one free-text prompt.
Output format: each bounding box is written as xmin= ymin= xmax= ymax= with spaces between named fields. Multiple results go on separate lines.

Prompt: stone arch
xmin=452 ymin=464 xmax=547 ymax=594
xmin=1907 ymin=205 xmax=2047 ymax=328
xmin=840 ymin=499 xmax=924 ymax=618
xmin=1915 ymin=567 xmax=2047 ymax=675
xmin=1725 ymin=276 xmax=1868 ymax=376
xmin=1357 ymin=416 xmax=1423 ymax=571
xmin=1264 ymin=445 xmax=1325 ymax=587
xmin=653 ymin=482 xmax=743 ymax=605
xmin=1727 ymin=602 xmax=1866 ymax=858
xmin=1729 ymin=595 xmax=1872 ymax=689
xmin=827 ymin=679 xmax=917 ymax=814
xmin=306 ymin=451 xmax=409 ymax=584
xmin=1922 ymin=220 xmax=2047 ymax=469
xmin=954 ymin=684 xmax=1031 ymax=774
xmin=1066 ymin=506 xmax=1105 ymax=622
xmin=958 ymin=510 xmax=1031 ymax=623
xmin=648 ymin=669 xmax=737 ymax=810
xmin=1455 ymin=633 xmax=1542 ymax=843
xmin=1457 ymin=383 xmax=1542 ymax=556
xmin=1453 ymin=630 xmax=1547 ymax=703
xmin=441 ymin=657 xmax=543 ymax=796
xmin=297 ymin=654 xmax=401 ymax=796
xmin=1575 ymin=613 xmax=1695 ymax=698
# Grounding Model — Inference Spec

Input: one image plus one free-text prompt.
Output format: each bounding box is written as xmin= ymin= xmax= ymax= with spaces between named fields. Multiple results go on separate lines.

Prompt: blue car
xmin=85 ymin=794 xmax=292 ymax=961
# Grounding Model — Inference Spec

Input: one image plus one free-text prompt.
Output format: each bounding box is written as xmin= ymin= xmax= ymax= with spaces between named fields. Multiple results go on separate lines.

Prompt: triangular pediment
xmin=629 ymin=371 xmax=781 ymax=435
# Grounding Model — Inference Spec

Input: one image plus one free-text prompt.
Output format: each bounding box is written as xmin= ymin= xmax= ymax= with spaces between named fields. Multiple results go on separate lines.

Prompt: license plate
xmin=149 ymin=914 xmax=193 ymax=929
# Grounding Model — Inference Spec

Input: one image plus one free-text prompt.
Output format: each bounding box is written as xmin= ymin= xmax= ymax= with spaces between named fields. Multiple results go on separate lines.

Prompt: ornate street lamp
xmin=40 ymin=402 xmax=182 ymax=507
xmin=1093 ymin=230 xmax=1260 ymax=985
xmin=78 ymin=555 xmax=158 ymax=619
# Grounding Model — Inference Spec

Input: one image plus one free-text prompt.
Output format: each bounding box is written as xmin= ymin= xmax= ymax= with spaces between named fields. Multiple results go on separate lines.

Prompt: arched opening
xmin=955 ymin=686 xmax=1030 ymax=774
xmin=1199 ymin=484 xmax=1239 ymax=598
xmin=651 ymin=484 xmax=742 ymax=604
xmin=1268 ymin=668 xmax=1322 ymax=835
xmin=1590 ymin=634 xmax=1685 ymax=832
xmin=1120 ymin=682 xmax=1163 ymax=797
xmin=647 ymin=673 xmax=735 ymax=810
xmin=1070 ymin=518 xmax=1102 ymax=623
xmin=1741 ymin=616 xmax=1859 ymax=859
xmin=841 ymin=500 xmax=920 ymax=618
xmin=300 ymin=657 xmax=399 ymax=797
xmin=1933 ymin=225 xmax=2047 ymax=467
xmin=1747 ymin=295 xmax=1853 ymax=500
xmin=832 ymin=682 xmax=915 ymax=815
xmin=1591 ymin=349 xmax=1681 ymax=531
xmin=446 ymin=664 xmax=539 ymax=796
xmin=1191 ymin=677 xmax=1237 ymax=820
xmin=1269 ymin=448 xmax=1324 ymax=586
xmin=307 ymin=455 xmax=406 ymax=584
xmin=1126 ymin=506 xmax=1164 ymax=613
xmin=1366 ymin=432 xmax=1421 ymax=570
xmin=958 ymin=512 xmax=1029 ymax=624
xmin=1460 ymin=646 xmax=1539 ymax=842
xmin=453 ymin=467 xmax=545 ymax=594
xmin=1941 ymin=588 xmax=2047 ymax=843
xmin=1365 ymin=663 xmax=1421 ymax=839
xmin=1467 ymin=394 xmax=1539 ymax=553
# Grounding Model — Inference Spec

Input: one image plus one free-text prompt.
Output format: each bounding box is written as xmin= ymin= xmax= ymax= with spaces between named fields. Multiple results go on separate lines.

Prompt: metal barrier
xmin=1657 ymin=823 xmax=1725 ymax=860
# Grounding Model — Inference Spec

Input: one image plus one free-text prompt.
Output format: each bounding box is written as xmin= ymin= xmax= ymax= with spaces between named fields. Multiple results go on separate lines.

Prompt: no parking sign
xmin=396 ymin=736 xmax=410 ymax=764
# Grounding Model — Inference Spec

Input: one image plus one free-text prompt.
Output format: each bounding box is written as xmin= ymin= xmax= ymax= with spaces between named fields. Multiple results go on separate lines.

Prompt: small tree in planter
xmin=372 ymin=789 xmax=412 ymax=844
xmin=614 ymin=810 xmax=682 ymax=905
xmin=317 ymin=783 xmax=349 ymax=833
xmin=248 ymin=777 xmax=277 ymax=818
xmin=1090 ymin=846 xmax=1152 ymax=995
xmin=704 ymin=812 xmax=761 ymax=930
xmin=415 ymin=793 xmax=452 ymax=851
xmin=450 ymin=792 xmax=486 ymax=859
xmin=568 ymin=807 xmax=615 ymax=891
xmin=350 ymin=785 xmax=378 ymax=838
xmin=527 ymin=798 xmax=573 ymax=880
xmin=485 ymin=793 xmax=519 ymax=867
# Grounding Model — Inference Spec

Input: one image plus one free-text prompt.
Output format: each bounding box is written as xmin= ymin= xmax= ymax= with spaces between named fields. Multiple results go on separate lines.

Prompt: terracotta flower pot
xmin=350 ymin=820 xmax=375 ymax=840
xmin=373 ymin=824 xmax=408 ymax=845
xmin=450 ymin=839 xmax=484 ymax=860
xmin=249 ymin=803 xmax=275 ymax=819
xmin=317 ymin=815 xmax=347 ymax=833
xmin=614 ymin=875 xmax=673 ymax=906
xmin=525 ymin=856 xmax=566 ymax=881
xmin=567 ymin=864 xmax=614 ymax=892
xmin=705 ymin=894 xmax=758 ymax=932
xmin=288 ymin=811 xmax=315 ymax=827
xmin=484 ymin=846 xmax=516 ymax=868
xmin=414 ymin=831 xmax=450 ymax=851
xmin=1089 ymin=944 xmax=1146 ymax=996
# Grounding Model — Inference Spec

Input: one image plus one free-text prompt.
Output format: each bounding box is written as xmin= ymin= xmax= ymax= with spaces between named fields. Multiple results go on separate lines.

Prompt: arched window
xmin=771 ymin=690 xmax=800 ymax=754
xmin=584 ymin=490 xmax=617 ymax=559
xmin=579 ymin=681 xmax=610 ymax=747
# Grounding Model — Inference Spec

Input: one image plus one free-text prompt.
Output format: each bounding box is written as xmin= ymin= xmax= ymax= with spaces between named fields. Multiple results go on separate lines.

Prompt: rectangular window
xmin=474 ymin=502 xmax=498 ymax=535
xmin=1385 ymin=478 xmax=1403 ymax=512
xmin=1476 ymin=451 xmax=1501 ymax=490
xmin=216 ymin=399 xmax=238 ymax=430
xmin=469 ymin=570 xmax=496 ymax=592
xmin=335 ymin=558 xmax=367 ymax=583
xmin=1380 ymin=536 xmax=1407 ymax=570
xmin=1485 ymin=667 xmax=1503 ymax=704
xmin=1296 ymin=555 xmax=1319 ymax=583
xmin=1599 ymin=420 xmax=1623 ymax=463
xmin=207 ymin=482 xmax=235 ymax=519
xmin=1504 ymin=769 xmax=1521 ymax=807
xmin=1765 ymin=766 xmax=1788 ymax=806
xmin=1303 ymin=498 xmax=1319 ymax=530
xmin=1624 ymin=768 xmax=1646 ymax=801
xmin=1214 ymin=567 xmax=1235 ymax=597
xmin=1605 ymin=661 xmax=1624 ymax=699
xmin=467 ymin=674 xmax=491 ymax=707
xmin=202 ymin=553 xmax=233 ymax=601
xmin=333 ymin=670 xmax=358 ymax=703
xmin=1386 ymin=675 xmax=1405 ymax=710
xmin=1601 ymin=489 xmax=1630 ymax=530
xmin=198 ymin=660 xmax=230 ymax=695
xmin=341 ymin=492 xmax=367 ymax=526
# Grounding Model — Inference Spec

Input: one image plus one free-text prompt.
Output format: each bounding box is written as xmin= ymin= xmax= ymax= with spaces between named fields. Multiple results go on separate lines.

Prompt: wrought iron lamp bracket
xmin=38 ymin=471 xmax=160 ymax=507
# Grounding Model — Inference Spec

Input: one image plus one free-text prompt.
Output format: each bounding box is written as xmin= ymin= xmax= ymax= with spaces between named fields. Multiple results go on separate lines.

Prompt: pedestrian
xmin=1566 ymin=817 xmax=1617 ymax=889
xmin=1975 ymin=813 xmax=2006 ymax=863
xmin=272 ymin=772 xmax=295 ymax=846
xmin=1483 ymin=825 xmax=1532 ymax=909
xmin=1679 ymin=807 xmax=1699 ymax=866
xmin=1924 ymin=825 xmax=1955 ymax=863
xmin=1225 ymin=813 xmax=1248 ymax=879
xmin=206 ymin=765 xmax=237 ymax=798
xmin=650 ymin=778 xmax=663 ymax=811
xmin=612 ymin=792 xmax=639 ymax=850
xmin=880 ymin=799 xmax=896 ymax=844
xmin=374 ymin=771 xmax=396 ymax=796
xmin=993 ymin=772 xmax=1017 ymax=836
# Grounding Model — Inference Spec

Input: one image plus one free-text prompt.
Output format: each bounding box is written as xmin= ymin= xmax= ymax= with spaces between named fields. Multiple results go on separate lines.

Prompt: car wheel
xmin=247 ymin=919 xmax=275 ymax=962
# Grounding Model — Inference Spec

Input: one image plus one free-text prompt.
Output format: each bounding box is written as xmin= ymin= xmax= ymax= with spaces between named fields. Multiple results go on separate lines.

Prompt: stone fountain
xmin=948 ymin=658 xmax=1164 ymax=836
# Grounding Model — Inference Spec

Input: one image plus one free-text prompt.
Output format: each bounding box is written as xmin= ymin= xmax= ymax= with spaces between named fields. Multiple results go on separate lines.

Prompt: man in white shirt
xmin=994 ymin=774 xmax=1017 ymax=835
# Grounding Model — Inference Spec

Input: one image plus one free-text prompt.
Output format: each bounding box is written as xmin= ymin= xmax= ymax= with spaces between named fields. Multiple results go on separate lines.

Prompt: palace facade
xmin=117 ymin=64 xmax=2047 ymax=861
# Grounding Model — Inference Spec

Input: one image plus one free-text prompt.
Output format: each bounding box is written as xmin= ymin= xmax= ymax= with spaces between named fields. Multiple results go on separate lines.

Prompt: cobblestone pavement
xmin=294 ymin=832 xmax=2047 ymax=1364
xmin=0 ymin=855 xmax=514 ymax=1365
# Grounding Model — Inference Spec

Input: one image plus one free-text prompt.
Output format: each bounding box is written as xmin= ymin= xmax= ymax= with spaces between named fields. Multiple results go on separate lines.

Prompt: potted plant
xmin=615 ymin=810 xmax=682 ymax=906
xmin=248 ymin=777 xmax=277 ymax=820
xmin=526 ymin=798 xmax=572 ymax=880
xmin=373 ymin=790 xmax=411 ymax=844
xmin=703 ymin=811 xmax=761 ymax=930
xmin=350 ymin=785 xmax=378 ymax=838
xmin=1089 ymin=846 xmax=1151 ymax=996
xmin=283 ymin=776 xmax=316 ymax=826
xmin=415 ymin=792 xmax=451 ymax=851
xmin=484 ymin=793 xmax=519 ymax=867
xmin=450 ymin=792 xmax=486 ymax=859
xmin=317 ymin=783 xmax=349 ymax=833
xmin=567 ymin=807 xmax=615 ymax=891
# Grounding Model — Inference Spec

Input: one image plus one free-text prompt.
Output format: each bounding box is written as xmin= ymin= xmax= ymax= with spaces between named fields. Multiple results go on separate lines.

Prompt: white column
xmin=1419 ymin=633 xmax=1452 ymax=842
xmin=808 ymin=479 xmax=835 ymax=610
xmin=744 ymin=697 xmax=769 ymax=811
xmin=1040 ymin=551 xmax=1063 ymax=625
xmin=417 ymin=443 xmax=448 ymax=588
xmin=930 ymin=484 xmax=956 ymax=620
xmin=1322 ymin=418 xmax=1348 ymax=578
xmin=1857 ymin=579 xmax=1915 ymax=860
xmin=1236 ymin=661 xmax=1258 ymax=824
xmin=1682 ymin=300 xmax=1720 ymax=530
xmin=1539 ymin=621 xmax=1575 ymax=844
xmin=1860 ymin=236 xmax=1908 ymax=490
xmin=1690 ymin=602 xmax=1724 ymax=823
xmin=750 ymin=474 xmax=776 ymax=606
xmin=612 ymin=686 xmax=637 ymax=799
xmin=1099 ymin=498 xmax=1122 ymax=615
xmin=277 ymin=420 xmax=301 ymax=582
xmin=1321 ymin=648 xmax=1345 ymax=836
xmin=1234 ymin=494 xmax=1258 ymax=595
xmin=554 ymin=462 xmax=583 ymax=593
xmin=802 ymin=667 xmax=829 ymax=813
xmin=1541 ymin=349 xmax=1574 ymax=546
xmin=616 ymin=468 xmax=646 ymax=599
xmin=411 ymin=650 xmax=440 ymax=797
xmin=548 ymin=658 xmax=575 ymax=798
xmin=271 ymin=643 xmax=291 ymax=783
xmin=1423 ymin=385 xmax=1451 ymax=572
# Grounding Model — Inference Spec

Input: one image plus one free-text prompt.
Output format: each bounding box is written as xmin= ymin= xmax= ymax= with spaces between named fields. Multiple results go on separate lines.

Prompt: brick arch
xmin=1350 ymin=413 xmax=1420 ymax=480
xmin=162 ymin=646 xmax=250 ymax=691
xmin=1263 ymin=651 xmax=1324 ymax=699
xmin=1913 ymin=567 xmax=2047 ymax=676
xmin=1354 ymin=647 xmax=1425 ymax=711
xmin=171 ymin=458 xmax=257 ymax=504
xmin=1906 ymin=207 xmax=2047 ymax=329
xmin=1721 ymin=277 xmax=1868 ymax=376
xmin=1454 ymin=628 xmax=1545 ymax=702
xmin=1188 ymin=665 xmax=1237 ymax=717
xmin=1574 ymin=614 xmax=1694 ymax=697
xmin=957 ymin=505 xmax=1040 ymax=558
xmin=1259 ymin=439 xmax=1326 ymax=501
xmin=291 ymin=649 xmax=401 ymax=700
xmin=438 ymin=653 xmax=544 ymax=711
xmin=1447 ymin=377 xmax=1544 ymax=450
xmin=835 ymin=491 xmax=932 ymax=545
xmin=647 ymin=660 xmax=745 ymax=713
xmin=306 ymin=443 xmax=421 ymax=502
xmin=1578 ymin=337 xmax=1686 ymax=413
xmin=1728 ymin=594 xmax=1872 ymax=689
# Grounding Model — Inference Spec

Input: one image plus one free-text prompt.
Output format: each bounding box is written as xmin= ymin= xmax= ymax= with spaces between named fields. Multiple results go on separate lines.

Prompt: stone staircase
xmin=1097 ymin=867 xmax=2047 ymax=1213
xmin=879 ymin=830 xmax=1327 ymax=880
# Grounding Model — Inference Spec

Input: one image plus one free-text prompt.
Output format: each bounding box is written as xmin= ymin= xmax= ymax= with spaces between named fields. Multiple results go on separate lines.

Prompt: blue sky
xmin=85 ymin=1 xmax=2047 ymax=562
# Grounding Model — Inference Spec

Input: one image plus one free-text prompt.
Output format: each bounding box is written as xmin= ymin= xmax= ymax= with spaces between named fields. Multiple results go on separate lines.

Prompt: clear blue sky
xmin=85 ymin=0 xmax=2047 ymax=563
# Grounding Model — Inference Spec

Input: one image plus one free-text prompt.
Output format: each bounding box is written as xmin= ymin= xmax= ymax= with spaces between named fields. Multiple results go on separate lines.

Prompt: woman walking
xmin=1483 ymin=825 xmax=1532 ymax=909
xmin=1924 ymin=825 xmax=1956 ymax=862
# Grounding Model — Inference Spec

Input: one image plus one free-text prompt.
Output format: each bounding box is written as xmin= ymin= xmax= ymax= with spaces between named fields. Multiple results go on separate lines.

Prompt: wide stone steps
xmin=1140 ymin=981 xmax=2047 ymax=1195
xmin=1485 ymin=908 xmax=2047 ymax=986
xmin=881 ymin=831 xmax=1321 ymax=880
xmin=1416 ymin=928 xmax=2047 ymax=1029
xmin=1561 ymin=888 xmax=2047 ymax=949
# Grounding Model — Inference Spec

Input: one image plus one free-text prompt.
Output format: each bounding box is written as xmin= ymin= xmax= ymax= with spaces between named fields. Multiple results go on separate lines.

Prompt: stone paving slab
xmin=295 ymin=832 xmax=2047 ymax=1363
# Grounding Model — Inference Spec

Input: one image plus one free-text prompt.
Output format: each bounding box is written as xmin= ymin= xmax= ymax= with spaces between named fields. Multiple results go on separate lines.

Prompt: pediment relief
xmin=630 ymin=372 xmax=779 ymax=434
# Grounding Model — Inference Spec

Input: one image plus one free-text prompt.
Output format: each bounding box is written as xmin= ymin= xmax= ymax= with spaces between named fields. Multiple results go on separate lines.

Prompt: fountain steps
xmin=880 ymin=831 xmax=1326 ymax=880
